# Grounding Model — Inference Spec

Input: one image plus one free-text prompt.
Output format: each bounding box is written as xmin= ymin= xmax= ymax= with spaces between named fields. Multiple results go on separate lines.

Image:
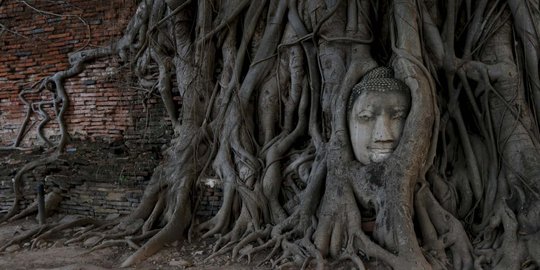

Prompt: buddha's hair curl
xmin=348 ymin=67 xmax=410 ymax=112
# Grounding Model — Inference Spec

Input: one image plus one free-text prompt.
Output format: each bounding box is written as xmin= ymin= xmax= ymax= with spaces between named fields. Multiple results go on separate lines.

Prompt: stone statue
xmin=348 ymin=67 xmax=411 ymax=165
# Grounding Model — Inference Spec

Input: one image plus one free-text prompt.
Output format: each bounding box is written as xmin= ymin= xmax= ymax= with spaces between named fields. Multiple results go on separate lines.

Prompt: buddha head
xmin=347 ymin=67 xmax=411 ymax=165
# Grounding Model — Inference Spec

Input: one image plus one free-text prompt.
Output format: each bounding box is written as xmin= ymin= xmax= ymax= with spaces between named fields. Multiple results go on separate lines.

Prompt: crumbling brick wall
xmin=0 ymin=142 xmax=223 ymax=219
xmin=0 ymin=0 xmax=173 ymax=146
xmin=0 ymin=142 xmax=158 ymax=217
xmin=0 ymin=1 xmax=222 ymax=219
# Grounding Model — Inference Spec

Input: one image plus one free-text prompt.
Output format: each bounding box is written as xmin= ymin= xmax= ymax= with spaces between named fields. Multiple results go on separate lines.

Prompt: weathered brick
xmin=15 ymin=51 xmax=32 ymax=57
xmin=0 ymin=1 xmax=176 ymax=154
xmin=31 ymin=28 xmax=45 ymax=34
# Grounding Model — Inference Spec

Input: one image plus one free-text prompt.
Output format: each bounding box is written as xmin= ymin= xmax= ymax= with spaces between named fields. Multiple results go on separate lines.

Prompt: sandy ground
xmin=0 ymin=215 xmax=271 ymax=270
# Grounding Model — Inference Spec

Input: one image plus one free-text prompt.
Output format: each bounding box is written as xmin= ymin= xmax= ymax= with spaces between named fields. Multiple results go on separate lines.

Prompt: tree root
xmin=61 ymin=219 xmax=134 ymax=247
xmin=205 ymin=240 xmax=237 ymax=262
xmin=334 ymin=254 xmax=366 ymax=270
xmin=231 ymin=225 xmax=271 ymax=261
xmin=197 ymin=186 xmax=234 ymax=239
xmin=83 ymin=239 xmax=140 ymax=255
xmin=44 ymin=264 xmax=109 ymax=270
xmin=9 ymin=190 xmax=62 ymax=222
xmin=31 ymin=217 xmax=102 ymax=250
xmin=417 ymin=182 xmax=475 ymax=269
xmin=120 ymin=187 xmax=191 ymax=268
xmin=0 ymin=217 xmax=102 ymax=252
xmin=474 ymin=200 xmax=530 ymax=270
xmin=64 ymin=227 xmax=99 ymax=246
xmin=0 ymin=152 xmax=60 ymax=223
xmin=0 ymin=225 xmax=48 ymax=251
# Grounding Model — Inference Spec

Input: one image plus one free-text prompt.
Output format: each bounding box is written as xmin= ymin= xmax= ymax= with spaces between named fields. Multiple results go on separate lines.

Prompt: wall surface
xmin=0 ymin=141 xmax=222 ymax=219
xmin=0 ymin=0 xmax=174 ymax=147
xmin=0 ymin=1 xmax=222 ymax=218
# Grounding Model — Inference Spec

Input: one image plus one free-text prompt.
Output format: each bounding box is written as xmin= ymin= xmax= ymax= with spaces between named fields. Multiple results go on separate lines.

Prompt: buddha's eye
xmin=357 ymin=112 xmax=373 ymax=121
xmin=393 ymin=111 xmax=407 ymax=120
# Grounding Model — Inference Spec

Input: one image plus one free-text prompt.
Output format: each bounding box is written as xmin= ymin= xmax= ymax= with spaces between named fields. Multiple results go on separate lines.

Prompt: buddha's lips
xmin=369 ymin=148 xmax=393 ymax=153
xmin=369 ymin=148 xmax=394 ymax=162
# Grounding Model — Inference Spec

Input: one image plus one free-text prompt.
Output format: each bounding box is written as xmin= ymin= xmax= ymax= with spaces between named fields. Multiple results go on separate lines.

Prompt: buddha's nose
xmin=373 ymin=116 xmax=395 ymax=143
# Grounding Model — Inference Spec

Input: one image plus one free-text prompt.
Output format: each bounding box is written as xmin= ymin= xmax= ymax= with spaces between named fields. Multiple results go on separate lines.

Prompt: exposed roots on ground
xmin=0 ymin=216 xmax=102 ymax=251
xmin=9 ymin=190 xmax=62 ymax=222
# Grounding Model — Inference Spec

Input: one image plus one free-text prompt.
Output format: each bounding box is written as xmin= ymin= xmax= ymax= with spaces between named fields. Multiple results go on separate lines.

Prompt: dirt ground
xmin=0 ymin=215 xmax=271 ymax=270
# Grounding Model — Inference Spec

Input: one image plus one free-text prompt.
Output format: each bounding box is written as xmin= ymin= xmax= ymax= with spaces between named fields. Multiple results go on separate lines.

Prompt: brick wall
xmin=0 ymin=0 xmax=223 ymax=220
xmin=0 ymin=142 xmax=159 ymax=217
xmin=0 ymin=142 xmax=223 ymax=219
xmin=0 ymin=0 xmax=174 ymax=147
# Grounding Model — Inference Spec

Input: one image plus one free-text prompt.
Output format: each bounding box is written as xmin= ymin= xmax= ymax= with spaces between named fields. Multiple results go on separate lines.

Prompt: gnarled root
xmin=1 ymin=153 xmax=60 ymax=223
xmin=475 ymin=200 xmax=530 ymax=269
xmin=415 ymin=181 xmax=474 ymax=269
xmin=0 ymin=216 xmax=101 ymax=251
xmin=120 ymin=185 xmax=192 ymax=267
xmin=9 ymin=190 xmax=62 ymax=222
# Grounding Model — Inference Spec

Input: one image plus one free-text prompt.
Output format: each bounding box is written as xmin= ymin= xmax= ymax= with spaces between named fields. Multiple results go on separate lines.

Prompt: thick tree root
xmin=45 ymin=264 xmax=109 ymax=270
xmin=9 ymin=191 xmax=62 ymax=222
xmin=1 ymin=153 xmax=60 ymax=223
xmin=31 ymin=217 xmax=102 ymax=249
xmin=0 ymin=225 xmax=49 ymax=251
xmin=0 ymin=217 xmax=102 ymax=252
xmin=120 ymin=192 xmax=191 ymax=267
xmin=83 ymin=239 xmax=140 ymax=255
xmin=231 ymin=225 xmax=271 ymax=261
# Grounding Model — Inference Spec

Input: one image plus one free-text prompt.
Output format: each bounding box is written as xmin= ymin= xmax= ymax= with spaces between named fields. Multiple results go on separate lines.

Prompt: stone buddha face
xmin=347 ymin=68 xmax=410 ymax=165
